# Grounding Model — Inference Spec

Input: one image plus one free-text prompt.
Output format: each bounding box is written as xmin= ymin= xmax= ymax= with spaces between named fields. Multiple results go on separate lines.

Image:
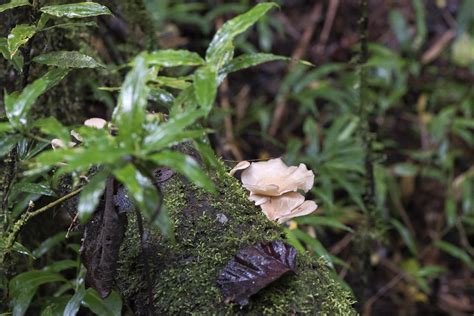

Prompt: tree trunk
xmin=115 ymin=158 xmax=356 ymax=315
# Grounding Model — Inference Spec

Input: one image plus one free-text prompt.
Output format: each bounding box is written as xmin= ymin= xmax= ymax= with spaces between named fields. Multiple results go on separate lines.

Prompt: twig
xmin=315 ymin=0 xmax=340 ymax=56
xmin=421 ymin=30 xmax=455 ymax=64
xmin=268 ymin=3 xmax=322 ymax=136
xmin=1 ymin=188 xmax=82 ymax=263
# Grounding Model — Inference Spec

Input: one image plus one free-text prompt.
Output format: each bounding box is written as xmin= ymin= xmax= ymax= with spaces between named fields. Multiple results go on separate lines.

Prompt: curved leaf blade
xmin=143 ymin=109 xmax=206 ymax=150
xmin=9 ymin=270 xmax=66 ymax=316
xmin=148 ymin=150 xmax=216 ymax=193
xmin=40 ymin=2 xmax=111 ymax=18
xmin=205 ymin=3 xmax=277 ymax=64
xmin=0 ymin=0 xmax=30 ymax=13
xmin=220 ymin=53 xmax=287 ymax=76
xmin=113 ymin=164 xmax=159 ymax=222
xmin=5 ymin=68 xmax=69 ymax=127
xmin=78 ymin=171 xmax=109 ymax=223
xmin=82 ymin=289 xmax=122 ymax=316
xmin=147 ymin=49 xmax=205 ymax=67
xmin=193 ymin=65 xmax=217 ymax=113
xmin=33 ymin=51 xmax=103 ymax=68
xmin=112 ymin=53 xmax=149 ymax=145
xmin=7 ymin=24 xmax=36 ymax=58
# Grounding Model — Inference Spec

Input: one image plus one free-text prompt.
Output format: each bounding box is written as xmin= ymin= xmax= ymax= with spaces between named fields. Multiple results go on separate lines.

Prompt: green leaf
xmin=33 ymin=51 xmax=103 ymax=68
xmin=40 ymin=2 xmax=111 ymax=18
xmin=205 ymin=2 xmax=277 ymax=64
xmin=113 ymin=164 xmax=160 ymax=222
xmin=391 ymin=219 xmax=417 ymax=255
xmin=153 ymin=76 xmax=191 ymax=90
xmin=193 ymin=65 xmax=217 ymax=113
xmin=147 ymin=49 xmax=205 ymax=67
xmin=148 ymin=150 xmax=216 ymax=193
xmin=0 ymin=122 xmax=13 ymax=134
xmin=40 ymin=21 xmax=97 ymax=32
xmin=7 ymin=24 xmax=36 ymax=58
xmin=0 ymin=0 xmax=30 ymax=13
xmin=77 ymin=171 xmax=108 ymax=223
xmin=5 ymin=68 xmax=69 ymax=127
xmin=32 ymin=232 xmax=66 ymax=258
xmin=10 ymin=270 xmax=65 ymax=316
xmin=34 ymin=117 xmax=70 ymax=143
xmin=143 ymin=109 xmax=206 ymax=150
xmin=0 ymin=134 xmax=21 ymax=158
xmin=64 ymin=286 xmax=85 ymax=316
xmin=435 ymin=241 xmax=474 ymax=269
xmin=10 ymin=181 xmax=56 ymax=197
xmin=192 ymin=138 xmax=226 ymax=175
xmin=43 ymin=259 xmax=78 ymax=273
xmin=393 ymin=163 xmax=418 ymax=176
xmin=82 ymin=289 xmax=122 ymax=316
xmin=112 ymin=53 xmax=149 ymax=146
xmin=12 ymin=242 xmax=35 ymax=259
xmin=296 ymin=216 xmax=353 ymax=232
xmin=220 ymin=53 xmax=287 ymax=75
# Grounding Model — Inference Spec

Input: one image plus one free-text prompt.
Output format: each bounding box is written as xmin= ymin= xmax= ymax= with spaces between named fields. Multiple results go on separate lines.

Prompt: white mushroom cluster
xmin=230 ymin=158 xmax=318 ymax=223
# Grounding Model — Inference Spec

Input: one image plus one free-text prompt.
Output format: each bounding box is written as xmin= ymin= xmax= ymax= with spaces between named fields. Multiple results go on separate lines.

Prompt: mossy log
xmin=115 ymin=161 xmax=356 ymax=315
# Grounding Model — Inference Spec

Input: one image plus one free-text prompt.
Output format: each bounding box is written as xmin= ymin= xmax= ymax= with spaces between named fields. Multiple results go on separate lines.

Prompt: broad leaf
xmin=0 ymin=0 xmax=30 ymax=13
xmin=193 ymin=65 xmax=217 ymax=113
xmin=77 ymin=170 xmax=109 ymax=223
xmin=33 ymin=51 xmax=103 ymax=68
xmin=5 ymin=68 xmax=69 ymax=127
xmin=40 ymin=2 xmax=111 ymax=18
xmin=113 ymin=164 xmax=160 ymax=222
xmin=112 ymin=53 xmax=149 ymax=146
xmin=217 ymin=240 xmax=296 ymax=305
xmin=10 ymin=270 xmax=65 ymax=316
xmin=147 ymin=49 xmax=205 ymax=67
xmin=7 ymin=24 xmax=36 ymax=58
xmin=205 ymin=3 xmax=277 ymax=64
xmin=143 ymin=109 xmax=206 ymax=150
xmin=148 ymin=150 xmax=215 ymax=193
xmin=82 ymin=289 xmax=122 ymax=316
xmin=10 ymin=181 xmax=56 ymax=197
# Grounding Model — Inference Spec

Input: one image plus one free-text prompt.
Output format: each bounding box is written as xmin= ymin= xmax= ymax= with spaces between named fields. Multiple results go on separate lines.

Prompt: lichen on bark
xmin=116 ymin=161 xmax=356 ymax=315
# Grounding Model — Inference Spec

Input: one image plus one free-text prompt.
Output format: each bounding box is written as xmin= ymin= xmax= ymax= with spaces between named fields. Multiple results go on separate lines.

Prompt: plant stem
xmin=0 ymin=188 xmax=82 ymax=264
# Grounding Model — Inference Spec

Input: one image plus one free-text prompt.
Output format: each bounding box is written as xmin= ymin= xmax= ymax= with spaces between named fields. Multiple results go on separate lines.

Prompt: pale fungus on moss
xmin=230 ymin=158 xmax=318 ymax=223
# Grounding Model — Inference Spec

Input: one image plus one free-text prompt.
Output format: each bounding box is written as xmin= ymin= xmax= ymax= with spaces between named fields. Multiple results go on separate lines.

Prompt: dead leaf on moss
xmin=217 ymin=240 xmax=297 ymax=306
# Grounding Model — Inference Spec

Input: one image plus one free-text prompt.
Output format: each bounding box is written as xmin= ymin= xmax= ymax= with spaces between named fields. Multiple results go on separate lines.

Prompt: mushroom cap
xmin=84 ymin=117 xmax=107 ymax=129
xmin=229 ymin=160 xmax=251 ymax=176
xmin=241 ymin=158 xmax=314 ymax=196
xmin=51 ymin=138 xmax=66 ymax=150
xmin=276 ymin=200 xmax=318 ymax=224
xmin=260 ymin=192 xmax=305 ymax=221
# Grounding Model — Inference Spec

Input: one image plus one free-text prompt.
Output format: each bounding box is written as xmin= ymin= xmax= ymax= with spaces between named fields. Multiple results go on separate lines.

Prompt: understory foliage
xmin=1 ymin=0 xmax=473 ymax=314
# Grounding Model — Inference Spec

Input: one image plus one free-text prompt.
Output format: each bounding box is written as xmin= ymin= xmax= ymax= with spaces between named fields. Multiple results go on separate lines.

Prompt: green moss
xmin=116 ymin=164 xmax=356 ymax=315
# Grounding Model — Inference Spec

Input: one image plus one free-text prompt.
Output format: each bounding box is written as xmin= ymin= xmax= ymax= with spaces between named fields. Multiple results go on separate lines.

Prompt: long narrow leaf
xmin=5 ymin=68 xmax=69 ymax=127
xmin=40 ymin=2 xmax=111 ymax=18
xmin=148 ymin=150 xmax=215 ymax=193
xmin=205 ymin=3 xmax=277 ymax=64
